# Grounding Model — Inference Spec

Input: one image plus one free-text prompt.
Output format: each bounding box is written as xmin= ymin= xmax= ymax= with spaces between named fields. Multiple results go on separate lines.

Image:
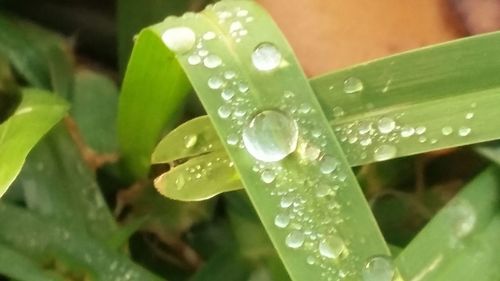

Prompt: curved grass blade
xmin=0 ymin=88 xmax=68 ymax=197
xmin=141 ymin=1 xmax=391 ymax=280
xmin=395 ymin=166 xmax=500 ymax=281
xmin=118 ymin=28 xmax=191 ymax=177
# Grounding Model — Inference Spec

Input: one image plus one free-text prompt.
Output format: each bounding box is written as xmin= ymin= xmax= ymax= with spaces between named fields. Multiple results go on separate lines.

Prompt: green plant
xmin=0 ymin=1 xmax=499 ymax=281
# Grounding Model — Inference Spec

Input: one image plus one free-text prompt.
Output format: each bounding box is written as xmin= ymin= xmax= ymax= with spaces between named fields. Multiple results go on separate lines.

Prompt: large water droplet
xmin=274 ymin=213 xmax=290 ymax=228
xmin=319 ymin=236 xmax=346 ymax=259
xmin=320 ymin=155 xmax=339 ymax=174
xmin=242 ymin=110 xmax=298 ymax=162
xmin=374 ymin=145 xmax=397 ymax=161
xmin=343 ymin=77 xmax=364 ymax=94
xmin=286 ymin=231 xmax=305 ymax=249
xmin=362 ymin=256 xmax=396 ymax=281
xmin=378 ymin=117 xmax=396 ymax=134
xmin=162 ymin=27 xmax=196 ymax=53
xmin=204 ymin=54 xmax=222 ymax=68
xmin=252 ymin=43 xmax=282 ymax=71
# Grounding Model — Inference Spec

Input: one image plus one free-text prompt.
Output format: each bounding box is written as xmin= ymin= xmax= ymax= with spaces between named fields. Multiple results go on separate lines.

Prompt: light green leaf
xmin=396 ymin=166 xmax=500 ymax=281
xmin=0 ymin=88 xmax=68 ymax=197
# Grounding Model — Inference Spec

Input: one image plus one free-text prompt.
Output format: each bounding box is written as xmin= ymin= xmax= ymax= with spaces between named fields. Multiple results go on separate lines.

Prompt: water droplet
xmin=319 ymin=236 xmax=345 ymax=259
xmin=198 ymin=49 xmax=209 ymax=57
xmin=221 ymin=89 xmax=235 ymax=100
xmin=377 ymin=117 xmax=396 ymax=134
xmin=343 ymin=77 xmax=364 ymax=94
xmin=374 ymin=145 xmax=397 ymax=161
xmin=280 ymin=194 xmax=294 ymax=208
xmin=286 ymin=231 xmax=305 ymax=249
xmin=218 ymin=105 xmax=231 ymax=119
xmin=238 ymin=83 xmax=249 ymax=93
xmin=358 ymin=121 xmax=372 ymax=135
xmin=188 ymin=54 xmax=201 ymax=65
xmin=316 ymin=183 xmax=332 ymax=198
xmin=306 ymin=256 xmax=316 ymax=265
xmin=229 ymin=21 xmax=243 ymax=33
xmin=261 ymin=169 xmax=277 ymax=183
xmin=458 ymin=127 xmax=471 ymax=136
xmin=162 ymin=27 xmax=196 ymax=53
xmin=320 ymin=155 xmax=339 ymax=174
xmin=274 ymin=213 xmax=290 ymax=228
xmin=362 ymin=256 xmax=396 ymax=281
xmin=252 ymin=42 xmax=282 ymax=71
xmin=202 ymin=31 xmax=216 ymax=40
xmin=242 ymin=110 xmax=299 ymax=162
xmin=184 ymin=134 xmax=197 ymax=148
xmin=415 ymin=126 xmax=426 ymax=135
xmin=227 ymin=134 xmax=239 ymax=146
xmin=298 ymin=142 xmax=321 ymax=161
xmin=332 ymin=106 xmax=345 ymax=118
xmin=400 ymin=126 xmax=415 ymax=137
xmin=441 ymin=126 xmax=453 ymax=136
xmin=204 ymin=54 xmax=222 ymax=68
xmin=208 ymin=75 xmax=224 ymax=89
xmin=236 ymin=9 xmax=249 ymax=17
xmin=175 ymin=176 xmax=185 ymax=189
xmin=465 ymin=112 xmax=474 ymax=119
xmin=360 ymin=137 xmax=372 ymax=146
xmin=298 ymin=103 xmax=311 ymax=114
xmin=224 ymin=70 xmax=236 ymax=80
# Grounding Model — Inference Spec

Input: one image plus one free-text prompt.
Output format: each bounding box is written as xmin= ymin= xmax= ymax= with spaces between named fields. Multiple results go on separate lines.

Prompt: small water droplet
xmin=162 ymin=27 xmax=196 ymax=53
xmin=320 ymin=155 xmax=339 ymax=174
xmin=441 ymin=126 xmax=453 ymax=136
xmin=261 ymin=169 xmax=277 ymax=183
xmin=343 ymin=77 xmax=364 ymax=94
xmin=418 ymin=136 xmax=427 ymax=143
xmin=198 ymin=49 xmax=209 ymax=57
xmin=298 ymin=142 xmax=321 ymax=161
xmin=208 ymin=75 xmax=224 ymax=89
xmin=400 ymin=126 xmax=415 ymax=137
xmin=362 ymin=256 xmax=396 ymax=281
xmin=306 ymin=256 xmax=316 ymax=265
xmin=319 ymin=236 xmax=345 ymax=259
xmin=360 ymin=137 xmax=372 ymax=146
xmin=221 ymin=88 xmax=235 ymax=100
xmin=188 ymin=54 xmax=201 ymax=65
xmin=252 ymin=42 xmax=282 ymax=71
xmin=378 ymin=117 xmax=396 ymax=134
xmin=224 ymin=70 xmax=236 ymax=80
xmin=274 ymin=213 xmax=290 ymax=228
xmin=227 ymin=134 xmax=239 ymax=146
xmin=175 ymin=176 xmax=185 ymax=189
xmin=202 ymin=31 xmax=216 ymax=40
xmin=184 ymin=134 xmax=197 ymax=148
xmin=332 ymin=106 xmax=345 ymax=118
xmin=415 ymin=126 xmax=426 ymax=135
xmin=204 ymin=54 xmax=222 ymax=68
xmin=242 ymin=110 xmax=299 ymax=162
xmin=236 ymin=9 xmax=249 ymax=17
xmin=374 ymin=145 xmax=397 ymax=161
xmin=218 ymin=105 xmax=231 ymax=119
xmin=238 ymin=82 xmax=249 ymax=93
xmin=229 ymin=21 xmax=243 ymax=33
xmin=358 ymin=121 xmax=372 ymax=135
xmin=458 ymin=127 xmax=471 ymax=136
xmin=316 ymin=183 xmax=332 ymax=198
xmin=286 ymin=231 xmax=305 ymax=249
xmin=280 ymin=194 xmax=294 ymax=208
xmin=465 ymin=112 xmax=474 ymax=119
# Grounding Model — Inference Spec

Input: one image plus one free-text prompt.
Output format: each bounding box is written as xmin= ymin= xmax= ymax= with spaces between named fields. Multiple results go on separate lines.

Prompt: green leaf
xmin=72 ymin=70 xmax=119 ymax=153
xmin=118 ymin=28 xmax=191 ymax=177
xmin=130 ymin=2 xmax=390 ymax=280
xmin=0 ymin=242 xmax=64 ymax=281
xmin=0 ymin=202 xmax=164 ymax=281
xmin=152 ymin=30 xmax=500 ymax=201
xmin=0 ymin=88 xmax=67 ymax=197
xmin=396 ymin=166 xmax=500 ymax=281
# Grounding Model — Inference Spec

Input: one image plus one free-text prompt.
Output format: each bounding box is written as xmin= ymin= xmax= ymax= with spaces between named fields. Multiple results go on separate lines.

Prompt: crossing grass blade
xmin=152 ymin=31 xmax=500 ymax=201
xmin=121 ymin=1 xmax=392 ymax=280
xmin=395 ymin=166 xmax=500 ymax=281
xmin=0 ymin=88 xmax=68 ymax=197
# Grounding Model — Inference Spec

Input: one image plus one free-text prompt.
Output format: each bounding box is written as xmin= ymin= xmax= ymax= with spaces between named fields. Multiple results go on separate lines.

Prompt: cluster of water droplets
xmin=161 ymin=4 xmax=401 ymax=280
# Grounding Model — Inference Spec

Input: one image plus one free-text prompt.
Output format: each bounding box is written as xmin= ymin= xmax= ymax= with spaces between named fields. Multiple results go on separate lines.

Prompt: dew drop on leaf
xmin=252 ymin=42 xmax=282 ymax=71
xmin=319 ymin=155 xmax=339 ymax=174
xmin=343 ymin=77 xmax=364 ymax=94
xmin=441 ymin=126 xmax=453 ymax=136
xmin=286 ymin=231 xmax=305 ymax=249
xmin=377 ymin=117 xmax=396 ymax=134
xmin=203 ymin=54 xmax=222 ymax=68
xmin=400 ymin=126 xmax=415 ymax=137
xmin=161 ymin=27 xmax=196 ymax=53
xmin=184 ymin=134 xmax=197 ymax=148
xmin=261 ymin=169 xmax=277 ymax=183
xmin=458 ymin=127 xmax=471 ymax=136
xmin=374 ymin=145 xmax=397 ymax=161
xmin=362 ymin=255 xmax=396 ymax=281
xmin=242 ymin=110 xmax=298 ymax=162
xmin=274 ymin=213 xmax=290 ymax=228
xmin=318 ymin=235 xmax=346 ymax=259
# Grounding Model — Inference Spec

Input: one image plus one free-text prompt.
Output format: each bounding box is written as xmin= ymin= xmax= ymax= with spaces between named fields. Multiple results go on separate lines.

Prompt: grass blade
xmin=136 ymin=1 xmax=391 ymax=280
xmin=396 ymin=166 xmax=500 ymax=281
xmin=0 ymin=88 xmax=68 ymax=197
